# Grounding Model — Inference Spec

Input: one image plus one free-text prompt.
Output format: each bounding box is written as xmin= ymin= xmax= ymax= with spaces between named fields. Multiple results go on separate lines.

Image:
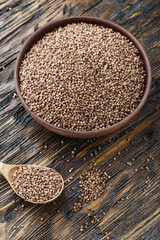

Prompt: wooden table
xmin=0 ymin=0 xmax=160 ymax=239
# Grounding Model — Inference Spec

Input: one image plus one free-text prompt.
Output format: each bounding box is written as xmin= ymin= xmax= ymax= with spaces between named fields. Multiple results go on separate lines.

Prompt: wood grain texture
xmin=0 ymin=0 xmax=160 ymax=239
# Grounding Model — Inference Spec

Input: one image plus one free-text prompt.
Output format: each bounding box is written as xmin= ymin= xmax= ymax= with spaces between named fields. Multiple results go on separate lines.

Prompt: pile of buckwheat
xmin=12 ymin=166 xmax=63 ymax=202
xmin=73 ymin=168 xmax=108 ymax=212
xmin=19 ymin=23 xmax=145 ymax=131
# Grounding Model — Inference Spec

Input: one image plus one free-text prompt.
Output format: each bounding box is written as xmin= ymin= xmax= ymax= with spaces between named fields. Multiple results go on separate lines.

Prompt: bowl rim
xmin=14 ymin=16 xmax=152 ymax=138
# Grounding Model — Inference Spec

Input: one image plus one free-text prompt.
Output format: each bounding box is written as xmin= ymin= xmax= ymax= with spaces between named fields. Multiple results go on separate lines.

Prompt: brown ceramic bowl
xmin=14 ymin=16 xmax=152 ymax=138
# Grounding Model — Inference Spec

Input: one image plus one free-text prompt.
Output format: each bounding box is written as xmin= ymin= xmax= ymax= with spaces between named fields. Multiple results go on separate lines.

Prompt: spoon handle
xmin=0 ymin=162 xmax=5 ymax=174
xmin=0 ymin=162 xmax=13 ymax=181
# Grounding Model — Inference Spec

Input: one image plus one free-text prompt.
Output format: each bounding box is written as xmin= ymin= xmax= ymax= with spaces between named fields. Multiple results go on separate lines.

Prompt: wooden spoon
xmin=0 ymin=162 xmax=64 ymax=204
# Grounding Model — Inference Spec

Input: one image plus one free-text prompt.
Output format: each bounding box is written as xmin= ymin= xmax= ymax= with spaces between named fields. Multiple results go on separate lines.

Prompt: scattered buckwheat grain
xmin=11 ymin=166 xmax=63 ymax=203
xmin=19 ymin=23 xmax=145 ymax=131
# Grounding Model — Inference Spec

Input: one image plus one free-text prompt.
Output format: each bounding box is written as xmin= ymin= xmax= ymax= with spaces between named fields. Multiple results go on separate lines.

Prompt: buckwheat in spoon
xmin=0 ymin=162 xmax=64 ymax=204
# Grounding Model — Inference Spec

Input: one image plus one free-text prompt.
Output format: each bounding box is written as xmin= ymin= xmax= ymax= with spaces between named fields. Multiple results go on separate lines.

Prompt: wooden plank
xmin=0 ymin=0 xmax=160 ymax=239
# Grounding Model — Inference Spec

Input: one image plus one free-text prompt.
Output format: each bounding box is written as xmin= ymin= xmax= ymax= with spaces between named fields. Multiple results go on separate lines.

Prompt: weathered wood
xmin=0 ymin=0 xmax=160 ymax=239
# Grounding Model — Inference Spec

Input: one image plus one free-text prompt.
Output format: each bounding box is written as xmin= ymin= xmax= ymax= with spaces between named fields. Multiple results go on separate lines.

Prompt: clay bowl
xmin=14 ymin=16 xmax=152 ymax=138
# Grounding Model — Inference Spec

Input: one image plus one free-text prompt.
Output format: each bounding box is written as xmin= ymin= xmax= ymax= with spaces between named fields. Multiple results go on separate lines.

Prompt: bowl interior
xmin=14 ymin=17 xmax=152 ymax=138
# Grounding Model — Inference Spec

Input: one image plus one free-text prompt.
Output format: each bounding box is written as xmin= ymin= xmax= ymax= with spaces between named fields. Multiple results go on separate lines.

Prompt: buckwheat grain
xmin=12 ymin=166 xmax=63 ymax=203
xmin=19 ymin=23 xmax=145 ymax=131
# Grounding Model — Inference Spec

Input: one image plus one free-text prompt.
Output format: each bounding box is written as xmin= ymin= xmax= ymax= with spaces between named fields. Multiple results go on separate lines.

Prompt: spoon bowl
xmin=0 ymin=162 xmax=64 ymax=204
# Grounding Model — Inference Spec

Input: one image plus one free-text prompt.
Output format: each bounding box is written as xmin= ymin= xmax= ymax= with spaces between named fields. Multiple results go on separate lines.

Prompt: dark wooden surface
xmin=0 ymin=0 xmax=160 ymax=239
